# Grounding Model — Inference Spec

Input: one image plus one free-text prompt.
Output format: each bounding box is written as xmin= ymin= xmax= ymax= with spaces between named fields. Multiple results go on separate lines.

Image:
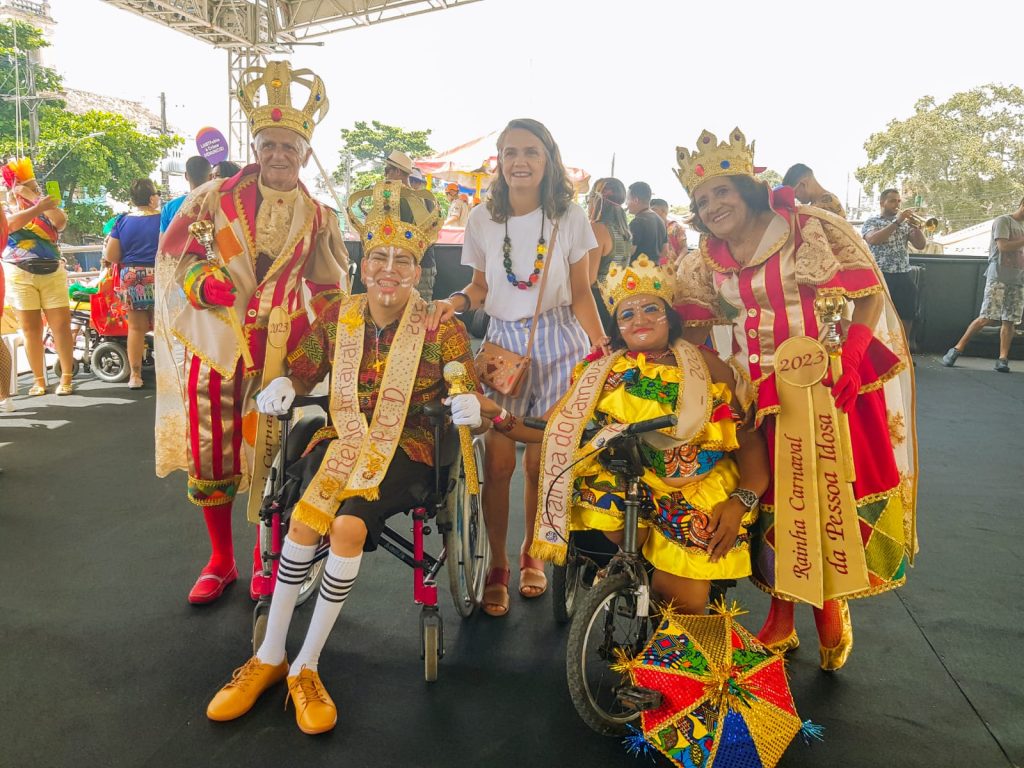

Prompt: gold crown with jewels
xmin=675 ymin=127 xmax=756 ymax=194
xmin=238 ymin=60 xmax=328 ymax=142
xmin=346 ymin=180 xmax=442 ymax=263
xmin=600 ymin=254 xmax=677 ymax=311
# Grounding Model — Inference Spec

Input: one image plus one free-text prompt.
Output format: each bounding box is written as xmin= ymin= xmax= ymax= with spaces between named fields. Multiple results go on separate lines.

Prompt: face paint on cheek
xmin=364 ymin=275 xmax=376 ymax=287
xmin=399 ymin=277 xmax=414 ymax=288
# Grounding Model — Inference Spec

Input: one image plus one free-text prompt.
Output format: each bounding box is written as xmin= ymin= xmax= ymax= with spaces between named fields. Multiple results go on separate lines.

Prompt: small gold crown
xmin=675 ymin=127 xmax=755 ymax=195
xmin=346 ymin=180 xmax=442 ymax=263
xmin=238 ymin=60 xmax=328 ymax=142
xmin=601 ymin=255 xmax=677 ymax=312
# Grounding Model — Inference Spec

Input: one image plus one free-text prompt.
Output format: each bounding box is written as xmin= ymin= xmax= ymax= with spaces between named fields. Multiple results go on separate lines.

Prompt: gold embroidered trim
xmin=172 ymin=328 xmax=236 ymax=380
xmin=748 ymin=575 xmax=907 ymax=601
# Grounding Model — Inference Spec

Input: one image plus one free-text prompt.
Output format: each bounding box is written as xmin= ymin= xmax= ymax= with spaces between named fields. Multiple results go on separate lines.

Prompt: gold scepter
xmin=814 ymin=295 xmax=856 ymax=481
xmin=188 ymin=220 xmax=255 ymax=369
xmin=443 ymin=361 xmax=480 ymax=495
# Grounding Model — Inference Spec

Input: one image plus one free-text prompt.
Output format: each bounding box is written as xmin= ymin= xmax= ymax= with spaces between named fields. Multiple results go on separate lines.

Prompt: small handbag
xmin=474 ymin=222 xmax=559 ymax=397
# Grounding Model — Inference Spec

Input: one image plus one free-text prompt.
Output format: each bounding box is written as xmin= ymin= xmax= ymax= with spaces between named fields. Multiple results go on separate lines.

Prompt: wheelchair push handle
xmin=520 ymin=413 xmax=677 ymax=436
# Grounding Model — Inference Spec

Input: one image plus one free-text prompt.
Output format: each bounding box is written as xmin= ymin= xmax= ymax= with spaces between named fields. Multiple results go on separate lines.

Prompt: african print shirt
xmin=861 ymin=215 xmax=913 ymax=273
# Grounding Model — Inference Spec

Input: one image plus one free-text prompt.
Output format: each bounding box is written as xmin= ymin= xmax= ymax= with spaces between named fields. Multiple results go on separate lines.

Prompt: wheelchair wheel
xmin=552 ymin=536 xmax=582 ymax=625
xmin=296 ymin=556 xmax=326 ymax=607
xmin=421 ymin=607 xmax=443 ymax=683
xmin=91 ymin=341 xmax=129 ymax=383
xmin=51 ymin=357 xmax=80 ymax=380
xmin=252 ymin=601 xmax=270 ymax=656
xmin=445 ymin=435 xmax=489 ymax=618
xmin=565 ymin=571 xmax=653 ymax=736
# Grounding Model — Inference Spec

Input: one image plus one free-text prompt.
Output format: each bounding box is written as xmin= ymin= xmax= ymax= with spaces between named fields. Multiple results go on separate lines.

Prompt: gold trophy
xmin=814 ymin=294 xmax=856 ymax=481
xmin=188 ymin=220 xmax=255 ymax=369
xmin=443 ymin=361 xmax=480 ymax=495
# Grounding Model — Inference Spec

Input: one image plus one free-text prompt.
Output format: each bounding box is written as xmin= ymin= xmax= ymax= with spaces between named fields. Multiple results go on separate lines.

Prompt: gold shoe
xmin=286 ymin=667 xmax=337 ymax=735
xmin=28 ymin=383 xmax=46 ymax=396
xmin=206 ymin=656 xmax=289 ymax=721
xmin=819 ymin=600 xmax=853 ymax=672
xmin=763 ymin=629 xmax=800 ymax=655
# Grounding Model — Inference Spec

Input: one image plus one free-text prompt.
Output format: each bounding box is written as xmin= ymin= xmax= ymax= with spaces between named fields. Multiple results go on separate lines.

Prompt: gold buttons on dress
xmin=747 ymin=328 xmax=758 ymax=339
xmin=746 ymin=308 xmax=757 ymax=318
xmin=749 ymin=353 xmax=760 ymax=364
xmin=247 ymin=309 xmax=257 ymax=318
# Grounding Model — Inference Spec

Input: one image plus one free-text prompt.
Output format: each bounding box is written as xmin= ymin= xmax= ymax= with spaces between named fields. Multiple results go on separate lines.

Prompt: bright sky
xmin=48 ymin=0 xmax=1019 ymax=210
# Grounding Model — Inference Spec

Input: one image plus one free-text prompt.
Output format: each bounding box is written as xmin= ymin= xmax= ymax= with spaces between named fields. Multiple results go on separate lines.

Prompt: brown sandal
xmin=482 ymin=567 xmax=510 ymax=617
xmin=519 ymin=553 xmax=548 ymax=599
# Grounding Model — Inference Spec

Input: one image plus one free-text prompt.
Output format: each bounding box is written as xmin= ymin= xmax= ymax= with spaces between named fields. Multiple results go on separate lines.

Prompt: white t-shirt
xmin=461 ymin=203 xmax=596 ymax=322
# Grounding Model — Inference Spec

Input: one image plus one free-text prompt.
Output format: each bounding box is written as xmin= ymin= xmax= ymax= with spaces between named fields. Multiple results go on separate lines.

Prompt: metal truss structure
xmin=100 ymin=1 xmax=479 ymax=160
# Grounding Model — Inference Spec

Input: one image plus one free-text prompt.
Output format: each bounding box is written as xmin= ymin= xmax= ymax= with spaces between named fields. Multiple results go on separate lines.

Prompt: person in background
xmin=161 ymin=156 xmax=211 ymax=233
xmin=212 ymin=160 xmax=242 ymax=181
xmin=384 ymin=150 xmax=415 ymax=184
xmin=586 ymin=177 xmax=631 ymax=331
xmin=942 ymin=196 xmax=1024 ymax=373
xmin=651 ymin=197 xmax=687 ymax=266
xmin=0 ymin=157 xmax=74 ymax=396
xmin=861 ymin=189 xmax=926 ymax=343
xmin=433 ymin=118 xmax=608 ymax=616
xmin=627 ymin=180 xmax=668 ymax=263
xmin=444 ymin=182 xmax=470 ymax=227
xmin=408 ymin=168 xmax=427 ymax=190
xmin=782 ymin=163 xmax=845 ymax=218
xmin=105 ymin=178 xmax=161 ymax=389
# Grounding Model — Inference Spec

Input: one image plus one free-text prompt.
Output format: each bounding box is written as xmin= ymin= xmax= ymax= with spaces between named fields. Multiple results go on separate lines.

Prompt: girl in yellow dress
xmin=451 ymin=256 xmax=770 ymax=613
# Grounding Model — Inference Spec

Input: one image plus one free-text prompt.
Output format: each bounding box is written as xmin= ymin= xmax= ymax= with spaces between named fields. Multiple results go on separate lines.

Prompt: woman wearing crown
xmin=449 ymin=257 xmax=771 ymax=612
xmin=671 ymin=128 xmax=918 ymax=670
xmin=205 ymin=179 xmax=483 ymax=735
xmin=155 ymin=61 xmax=347 ymax=605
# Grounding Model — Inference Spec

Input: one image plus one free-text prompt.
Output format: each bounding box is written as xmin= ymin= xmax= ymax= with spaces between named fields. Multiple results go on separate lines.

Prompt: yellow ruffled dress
xmin=570 ymin=353 xmax=756 ymax=581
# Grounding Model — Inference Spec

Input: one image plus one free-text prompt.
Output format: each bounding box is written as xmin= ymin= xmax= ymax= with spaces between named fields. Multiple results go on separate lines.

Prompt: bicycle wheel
xmin=445 ymin=435 xmax=489 ymax=618
xmin=565 ymin=571 xmax=653 ymax=736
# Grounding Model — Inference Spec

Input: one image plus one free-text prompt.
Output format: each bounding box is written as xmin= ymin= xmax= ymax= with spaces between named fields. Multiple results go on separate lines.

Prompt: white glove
xmin=448 ymin=393 xmax=482 ymax=429
xmin=255 ymin=376 xmax=296 ymax=416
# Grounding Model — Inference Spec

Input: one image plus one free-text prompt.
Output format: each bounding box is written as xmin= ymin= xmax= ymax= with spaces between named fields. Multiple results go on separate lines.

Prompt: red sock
xmin=757 ymin=597 xmax=795 ymax=645
xmin=201 ymin=502 xmax=235 ymax=575
xmin=813 ymin=599 xmax=845 ymax=647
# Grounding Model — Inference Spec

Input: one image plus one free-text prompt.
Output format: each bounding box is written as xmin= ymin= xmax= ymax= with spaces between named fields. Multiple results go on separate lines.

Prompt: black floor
xmin=0 ymin=355 xmax=1021 ymax=768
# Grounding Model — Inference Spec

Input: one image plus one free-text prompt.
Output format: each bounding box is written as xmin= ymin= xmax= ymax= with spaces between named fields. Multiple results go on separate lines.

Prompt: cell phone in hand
xmin=45 ymin=180 xmax=62 ymax=206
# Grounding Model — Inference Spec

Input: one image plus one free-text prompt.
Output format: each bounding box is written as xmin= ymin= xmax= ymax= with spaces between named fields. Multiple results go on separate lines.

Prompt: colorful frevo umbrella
xmin=614 ymin=601 xmax=822 ymax=768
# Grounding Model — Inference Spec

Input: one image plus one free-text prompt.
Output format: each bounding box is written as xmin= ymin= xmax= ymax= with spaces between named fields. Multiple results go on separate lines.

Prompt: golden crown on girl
xmin=601 ymin=255 xmax=677 ymax=311
xmin=675 ymin=127 xmax=756 ymax=194
xmin=346 ymin=180 xmax=442 ymax=263
xmin=238 ymin=60 xmax=328 ymax=141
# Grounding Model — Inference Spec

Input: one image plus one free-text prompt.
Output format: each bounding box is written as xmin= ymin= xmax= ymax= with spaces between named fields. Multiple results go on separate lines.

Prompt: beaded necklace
xmin=502 ymin=215 xmax=547 ymax=290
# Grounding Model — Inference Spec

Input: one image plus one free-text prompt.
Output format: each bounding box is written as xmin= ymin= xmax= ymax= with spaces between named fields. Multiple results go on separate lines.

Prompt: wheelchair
xmin=250 ymin=394 xmax=490 ymax=682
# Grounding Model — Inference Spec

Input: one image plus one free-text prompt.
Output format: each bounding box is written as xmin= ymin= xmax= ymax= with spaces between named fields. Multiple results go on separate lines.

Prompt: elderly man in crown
xmin=204 ymin=179 xmax=483 ymax=734
xmin=154 ymin=61 xmax=348 ymax=605
xmin=672 ymin=128 xmax=918 ymax=671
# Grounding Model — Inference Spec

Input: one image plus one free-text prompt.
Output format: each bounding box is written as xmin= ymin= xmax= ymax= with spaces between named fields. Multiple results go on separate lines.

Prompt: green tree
xmin=856 ymin=84 xmax=1024 ymax=232
xmin=334 ymin=120 xmax=434 ymax=189
xmin=0 ymin=19 xmax=64 ymax=136
xmin=758 ymin=168 xmax=784 ymax=188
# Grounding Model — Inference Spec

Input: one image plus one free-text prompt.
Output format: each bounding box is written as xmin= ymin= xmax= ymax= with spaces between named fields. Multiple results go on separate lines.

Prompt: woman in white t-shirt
xmin=435 ymin=119 xmax=607 ymax=617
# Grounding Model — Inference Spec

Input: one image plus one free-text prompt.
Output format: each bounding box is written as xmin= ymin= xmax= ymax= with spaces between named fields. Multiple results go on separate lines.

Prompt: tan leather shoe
xmin=207 ymin=656 xmax=288 ymax=721
xmin=286 ymin=667 xmax=337 ymax=735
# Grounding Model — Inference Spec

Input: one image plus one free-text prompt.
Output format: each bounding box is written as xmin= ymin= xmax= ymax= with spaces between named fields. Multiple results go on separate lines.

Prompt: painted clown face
xmin=615 ymin=293 xmax=670 ymax=353
xmin=362 ymin=246 xmax=421 ymax=309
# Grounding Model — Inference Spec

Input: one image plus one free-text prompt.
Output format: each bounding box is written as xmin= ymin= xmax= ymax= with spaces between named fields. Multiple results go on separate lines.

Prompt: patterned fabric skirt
xmin=570 ymin=454 xmax=755 ymax=581
xmin=117 ymin=265 xmax=156 ymax=310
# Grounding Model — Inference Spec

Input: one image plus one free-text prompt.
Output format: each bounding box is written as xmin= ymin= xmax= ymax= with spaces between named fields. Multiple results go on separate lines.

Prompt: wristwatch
xmin=729 ymin=488 xmax=760 ymax=510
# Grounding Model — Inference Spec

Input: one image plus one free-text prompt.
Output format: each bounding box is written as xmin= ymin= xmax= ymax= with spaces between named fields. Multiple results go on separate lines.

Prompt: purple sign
xmin=196 ymin=126 xmax=229 ymax=165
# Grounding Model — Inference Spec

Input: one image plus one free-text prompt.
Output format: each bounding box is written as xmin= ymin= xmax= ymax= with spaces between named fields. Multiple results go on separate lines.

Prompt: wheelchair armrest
xmin=423 ymin=400 xmax=448 ymax=423
xmin=292 ymin=394 xmax=330 ymax=410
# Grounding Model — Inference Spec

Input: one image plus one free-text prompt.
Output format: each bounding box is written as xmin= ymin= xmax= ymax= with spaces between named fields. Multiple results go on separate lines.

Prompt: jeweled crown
xmin=238 ymin=60 xmax=328 ymax=142
xmin=346 ymin=180 xmax=442 ymax=263
xmin=675 ymin=127 xmax=755 ymax=195
xmin=601 ymin=254 xmax=677 ymax=312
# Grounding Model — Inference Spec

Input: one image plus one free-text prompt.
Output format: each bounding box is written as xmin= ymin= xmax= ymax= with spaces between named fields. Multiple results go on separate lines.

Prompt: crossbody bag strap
xmin=522 ymin=221 xmax=559 ymax=359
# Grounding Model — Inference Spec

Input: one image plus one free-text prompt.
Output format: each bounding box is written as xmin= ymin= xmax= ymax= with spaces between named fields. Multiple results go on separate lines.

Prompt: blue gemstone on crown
xmin=721 ymin=160 xmax=731 ymax=169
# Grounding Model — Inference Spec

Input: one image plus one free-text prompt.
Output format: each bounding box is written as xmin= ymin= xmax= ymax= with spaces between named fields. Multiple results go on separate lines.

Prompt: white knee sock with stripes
xmin=289 ymin=552 xmax=362 ymax=675
xmin=255 ymin=537 xmax=317 ymax=666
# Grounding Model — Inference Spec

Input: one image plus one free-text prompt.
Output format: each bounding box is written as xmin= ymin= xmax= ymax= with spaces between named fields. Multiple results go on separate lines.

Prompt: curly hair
xmin=688 ymin=174 xmax=770 ymax=235
xmin=486 ymin=118 xmax=574 ymax=223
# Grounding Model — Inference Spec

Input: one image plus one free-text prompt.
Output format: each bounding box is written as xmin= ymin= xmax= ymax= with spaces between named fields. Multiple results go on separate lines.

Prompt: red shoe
xmin=188 ymin=564 xmax=238 ymax=605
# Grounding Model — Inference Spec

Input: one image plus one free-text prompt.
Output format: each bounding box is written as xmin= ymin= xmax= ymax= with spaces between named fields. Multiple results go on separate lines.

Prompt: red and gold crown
xmin=238 ymin=60 xmax=328 ymax=142
xmin=346 ymin=180 xmax=442 ymax=263
xmin=675 ymin=127 xmax=755 ymax=195
xmin=600 ymin=254 xmax=677 ymax=312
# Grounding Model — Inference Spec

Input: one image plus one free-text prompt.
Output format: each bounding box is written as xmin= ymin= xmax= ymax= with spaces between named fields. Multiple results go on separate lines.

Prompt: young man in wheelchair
xmin=449 ymin=257 xmax=770 ymax=615
xmin=207 ymin=180 xmax=485 ymax=735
